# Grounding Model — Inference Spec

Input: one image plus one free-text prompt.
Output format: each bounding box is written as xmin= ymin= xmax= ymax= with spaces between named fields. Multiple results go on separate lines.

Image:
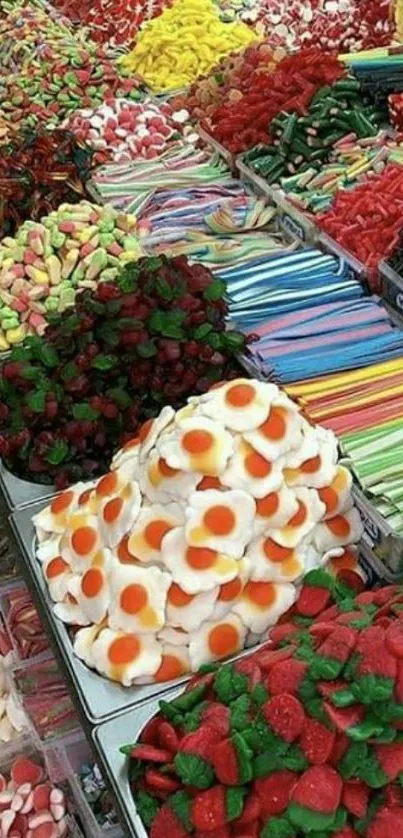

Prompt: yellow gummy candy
xmin=6 ymin=326 xmax=25 ymax=345
xmin=119 ymin=0 xmax=258 ymax=91
xmin=0 ymin=334 xmax=9 ymax=351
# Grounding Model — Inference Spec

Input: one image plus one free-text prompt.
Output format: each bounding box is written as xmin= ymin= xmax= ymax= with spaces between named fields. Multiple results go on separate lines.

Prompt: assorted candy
xmin=63 ymin=99 xmax=198 ymax=166
xmin=34 ymin=377 xmax=362 ymax=686
xmin=0 ymin=130 xmax=94 ymax=239
xmin=0 ymin=616 xmax=27 ymax=743
xmin=0 ymin=201 xmax=142 ymax=349
xmin=125 ymin=568 xmax=403 ymax=837
xmin=14 ymin=657 xmax=79 ymax=742
xmin=78 ymin=762 xmax=118 ymax=828
xmin=53 ymin=0 xmax=174 ymax=46
xmin=0 ymin=754 xmax=71 ymax=836
xmin=119 ymin=0 xmax=258 ymax=92
xmin=203 ymin=48 xmax=346 ymax=154
xmin=3 ymin=586 xmax=49 ymax=662
xmin=0 ymin=255 xmax=247 ymax=487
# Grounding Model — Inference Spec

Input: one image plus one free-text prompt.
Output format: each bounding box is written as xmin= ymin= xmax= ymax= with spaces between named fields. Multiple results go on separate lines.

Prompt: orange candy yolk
xmin=159 ymin=457 xmax=180 ymax=478
xmin=182 ymin=429 xmax=214 ymax=455
xmin=120 ymin=584 xmax=148 ymax=614
xmin=108 ymin=635 xmax=140 ymax=665
xmin=319 ymin=486 xmax=339 ymax=514
xmin=81 ymin=567 xmax=104 ymax=598
xmin=301 ymin=455 xmax=321 ymax=473
xmin=46 ymin=557 xmax=68 ymax=579
xmin=245 ymin=450 xmax=272 ymax=479
xmin=103 ymin=497 xmax=124 ymax=524
xmin=208 ymin=623 xmax=240 ymax=657
xmin=186 ymin=546 xmax=217 ymax=570
xmin=198 ymin=476 xmax=223 ymax=491
xmin=327 ymin=515 xmax=351 ymax=537
xmin=288 ymin=501 xmax=307 ymax=528
xmin=218 ymin=577 xmax=243 ymax=602
xmin=144 ymin=519 xmax=172 ymax=550
xmin=96 ymin=472 xmax=118 ymax=497
xmin=256 ymin=493 xmax=279 ymax=518
xmin=168 ymin=584 xmax=195 ymax=608
xmin=225 ymin=383 xmax=255 ymax=408
xmin=263 ymin=538 xmax=294 ymax=563
xmin=139 ymin=419 xmax=153 ymax=443
xmin=71 ymin=526 xmax=97 ymax=556
xmin=245 ymin=580 xmax=276 ymax=607
xmin=118 ymin=535 xmax=136 ymax=564
xmin=204 ymin=505 xmax=236 ymax=536
xmin=155 ymin=655 xmax=186 ymax=682
xmin=51 ymin=490 xmax=74 ymax=515
xmin=259 ymin=407 xmax=287 ymax=440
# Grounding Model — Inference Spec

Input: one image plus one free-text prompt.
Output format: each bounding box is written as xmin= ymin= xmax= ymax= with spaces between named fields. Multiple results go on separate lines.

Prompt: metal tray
xmin=93 ymin=689 xmax=182 ymax=838
xmin=10 ymin=502 xmax=186 ymax=725
xmin=379 ymin=259 xmax=403 ymax=312
xmin=0 ymin=463 xmax=56 ymax=512
xmin=353 ymin=485 xmax=403 ymax=577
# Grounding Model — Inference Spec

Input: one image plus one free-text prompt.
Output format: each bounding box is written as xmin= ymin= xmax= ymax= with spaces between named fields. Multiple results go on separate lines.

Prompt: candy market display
xmin=118 ymin=0 xmax=258 ymax=92
xmin=34 ymin=376 xmax=362 ymax=686
xmin=0 ymin=256 xmax=247 ymax=487
xmin=0 ymin=753 xmax=76 ymax=837
xmin=126 ymin=571 xmax=403 ymax=837
xmin=0 ymin=201 xmax=143 ymax=350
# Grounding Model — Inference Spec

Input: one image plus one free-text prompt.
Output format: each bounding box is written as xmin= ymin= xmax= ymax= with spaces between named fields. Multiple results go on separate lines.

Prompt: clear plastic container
xmin=379 ymin=258 xmax=403 ymax=312
xmin=0 ymin=579 xmax=51 ymax=670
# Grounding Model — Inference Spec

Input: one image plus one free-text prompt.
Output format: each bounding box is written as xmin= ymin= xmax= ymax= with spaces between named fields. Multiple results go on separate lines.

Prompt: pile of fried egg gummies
xmin=34 ymin=379 xmax=363 ymax=687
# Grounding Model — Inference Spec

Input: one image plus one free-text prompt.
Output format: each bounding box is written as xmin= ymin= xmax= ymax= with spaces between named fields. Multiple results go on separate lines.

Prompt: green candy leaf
xmin=169 ymin=791 xmax=192 ymax=832
xmin=282 ymin=744 xmax=308 ymax=772
xmin=194 ymin=323 xmax=213 ymax=339
xmin=170 ymin=683 xmax=207 ymax=713
xmin=106 ymin=387 xmax=132 ymax=410
xmin=232 ymin=733 xmax=253 ymax=783
xmin=287 ymin=802 xmax=335 ymax=832
xmin=72 ymin=403 xmax=101 ymax=420
xmin=134 ymin=790 xmax=160 ymax=828
xmin=137 ymin=340 xmax=157 ymax=358
xmin=261 ymin=817 xmax=296 ymax=838
xmin=221 ymin=331 xmax=246 ymax=352
xmin=26 ymin=390 xmax=46 ymax=413
xmin=159 ymin=701 xmax=183 ymax=726
xmin=225 ymin=786 xmax=245 ymax=822
xmin=214 ymin=665 xmax=248 ymax=705
xmin=339 ymin=741 xmax=368 ymax=780
xmin=118 ymin=263 xmax=140 ymax=292
xmin=203 ymin=278 xmax=226 ymax=302
xmin=250 ymin=683 xmax=269 ymax=707
xmin=174 ymin=753 xmax=214 ymax=789
xmin=61 ymin=362 xmax=79 ymax=382
xmin=182 ymin=701 xmax=210 ymax=733
xmin=45 ymin=440 xmax=69 ymax=465
xmin=155 ymin=277 xmax=174 ymax=302
xmin=230 ymin=694 xmax=251 ymax=732
xmin=253 ymin=751 xmax=280 ymax=777
xmin=91 ymin=353 xmax=117 ymax=371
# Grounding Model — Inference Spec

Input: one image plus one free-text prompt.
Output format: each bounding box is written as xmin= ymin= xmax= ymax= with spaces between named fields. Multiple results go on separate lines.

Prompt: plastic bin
xmin=379 ymin=258 xmax=403 ymax=311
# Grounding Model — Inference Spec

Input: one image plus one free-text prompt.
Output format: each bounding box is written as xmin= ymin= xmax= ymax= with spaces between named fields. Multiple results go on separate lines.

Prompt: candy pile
xmin=93 ymin=146 xmax=232 ymax=214
xmin=318 ymin=163 xmax=403 ymax=279
xmin=272 ymin=131 xmax=395 ymax=216
xmin=223 ymin=249 xmax=403 ymax=380
xmin=34 ymin=377 xmax=362 ymax=686
xmin=218 ymin=0 xmax=394 ymax=52
xmin=4 ymin=586 xmax=49 ymax=662
xmin=204 ymin=48 xmax=346 ymax=154
xmin=172 ymin=40 xmax=279 ymax=123
xmin=63 ymin=99 xmax=197 ymax=166
xmin=78 ymin=762 xmax=118 ymax=828
xmin=389 ymin=91 xmax=403 ymax=131
xmin=118 ymin=0 xmax=258 ymax=93
xmin=242 ymin=77 xmax=382 ymax=189
xmin=0 ymin=617 xmax=27 ymax=743
xmin=0 ymin=0 xmax=88 ymax=73
xmin=0 ymin=130 xmax=94 ymax=239
xmin=287 ymin=359 xmax=403 ymax=537
xmin=15 ymin=657 xmax=79 ymax=741
xmin=0 ymin=754 xmax=71 ymax=835
xmin=0 ymin=255 xmax=247 ymax=486
xmin=0 ymin=201 xmax=142 ymax=350
xmin=55 ymin=0 xmax=174 ymax=46
xmin=125 ymin=568 xmax=403 ymax=837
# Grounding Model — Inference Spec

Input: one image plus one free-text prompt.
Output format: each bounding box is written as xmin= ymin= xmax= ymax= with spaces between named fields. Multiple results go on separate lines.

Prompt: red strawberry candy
xmin=291 ymin=764 xmax=343 ymax=813
xmin=300 ymin=717 xmax=335 ymax=765
xmin=150 ymin=804 xmax=189 ymax=838
xmin=368 ymin=805 xmax=403 ymax=838
xmin=342 ymin=779 xmax=369 ymax=818
xmin=254 ymin=770 xmax=298 ymax=817
xmin=266 ymin=659 xmax=308 ymax=696
xmin=263 ymin=694 xmax=305 ymax=743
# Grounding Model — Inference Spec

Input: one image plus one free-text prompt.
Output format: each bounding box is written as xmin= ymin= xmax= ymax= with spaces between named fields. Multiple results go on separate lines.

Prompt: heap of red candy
xmin=53 ymin=0 xmax=174 ymax=46
xmin=0 ymin=255 xmax=248 ymax=487
xmin=0 ymin=130 xmax=94 ymax=239
xmin=200 ymin=48 xmax=346 ymax=154
xmin=126 ymin=568 xmax=403 ymax=837
xmin=318 ymin=164 xmax=403 ymax=282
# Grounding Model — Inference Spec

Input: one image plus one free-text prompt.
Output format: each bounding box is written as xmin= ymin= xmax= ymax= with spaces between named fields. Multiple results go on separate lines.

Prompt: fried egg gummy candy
xmin=34 ymin=379 xmax=363 ymax=687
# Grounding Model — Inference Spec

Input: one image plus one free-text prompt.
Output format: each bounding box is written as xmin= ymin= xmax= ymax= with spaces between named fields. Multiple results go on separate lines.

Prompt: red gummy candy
xmin=291 ymin=765 xmax=343 ymax=814
xmin=297 ymin=584 xmax=331 ymax=617
xmin=212 ymin=738 xmax=240 ymax=786
xmin=150 ymin=804 xmax=189 ymax=838
xmin=158 ymin=722 xmax=180 ymax=753
xmin=375 ymin=743 xmax=403 ymax=781
xmin=11 ymin=759 xmax=43 ymax=787
xmin=263 ymin=694 xmax=305 ymax=743
xmin=254 ymin=770 xmax=298 ymax=816
xmin=191 ymin=786 xmax=227 ymax=832
xmin=179 ymin=726 xmax=217 ymax=761
xmin=266 ymin=659 xmax=308 ymax=696
xmin=300 ymin=717 xmax=335 ymax=765
xmin=130 ymin=745 xmax=172 ymax=764
xmin=385 ymin=623 xmax=403 ymax=659
xmin=342 ymin=779 xmax=369 ymax=818
xmin=201 ymin=703 xmax=230 ymax=737
xmin=368 ymin=805 xmax=403 ymax=838
xmin=317 ymin=626 xmax=357 ymax=663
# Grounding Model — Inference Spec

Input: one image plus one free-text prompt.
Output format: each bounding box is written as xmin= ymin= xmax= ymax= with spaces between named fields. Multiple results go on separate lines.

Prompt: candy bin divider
xmin=0 ymin=578 xmax=53 ymax=671
xmin=49 ymin=731 xmax=124 ymax=838
xmin=318 ymin=231 xmax=369 ymax=283
xmin=197 ymin=126 xmax=237 ymax=172
xmin=352 ymin=485 xmax=403 ymax=576
xmin=236 ymin=157 xmax=319 ymax=244
xmin=379 ymin=258 xmax=403 ymax=312
xmin=93 ymin=693 xmax=184 ymax=838
xmin=0 ymin=462 xmax=57 ymax=513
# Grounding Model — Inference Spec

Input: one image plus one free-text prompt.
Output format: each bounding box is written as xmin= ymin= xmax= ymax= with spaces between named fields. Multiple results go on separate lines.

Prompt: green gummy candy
xmin=225 ymin=786 xmax=245 ymax=822
xmin=169 ymin=791 xmax=192 ymax=832
xmin=303 ymin=569 xmax=334 ymax=590
xmin=170 ymin=683 xmax=207 ymax=712
xmin=253 ymin=751 xmax=280 ymax=778
xmin=331 ymin=689 xmax=356 ymax=707
xmin=261 ymin=817 xmax=296 ymax=838
xmin=348 ymin=719 xmax=385 ymax=742
xmin=232 ymin=733 xmax=253 ymax=784
xmin=310 ymin=655 xmax=344 ymax=681
xmin=45 ymin=298 xmax=59 ymax=312
xmin=287 ymin=802 xmax=335 ymax=831
xmin=282 ymin=745 xmax=308 ymax=772
xmin=358 ymin=753 xmax=388 ymax=788
xmin=353 ymin=675 xmax=394 ymax=703
xmin=339 ymin=742 xmax=368 ymax=779
xmin=174 ymin=753 xmax=214 ymax=789
xmin=2 ymin=318 xmax=19 ymax=330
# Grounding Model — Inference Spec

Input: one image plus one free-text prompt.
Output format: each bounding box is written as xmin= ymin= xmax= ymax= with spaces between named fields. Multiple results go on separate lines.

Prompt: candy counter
xmin=4 ymin=0 xmax=403 ymax=836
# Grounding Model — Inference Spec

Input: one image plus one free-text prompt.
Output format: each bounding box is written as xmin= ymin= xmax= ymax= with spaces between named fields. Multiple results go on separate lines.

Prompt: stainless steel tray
xmin=10 ymin=502 xmax=186 ymax=725
xmin=0 ymin=463 xmax=56 ymax=511
xmin=93 ymin=690 xmax=182 ymax=838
